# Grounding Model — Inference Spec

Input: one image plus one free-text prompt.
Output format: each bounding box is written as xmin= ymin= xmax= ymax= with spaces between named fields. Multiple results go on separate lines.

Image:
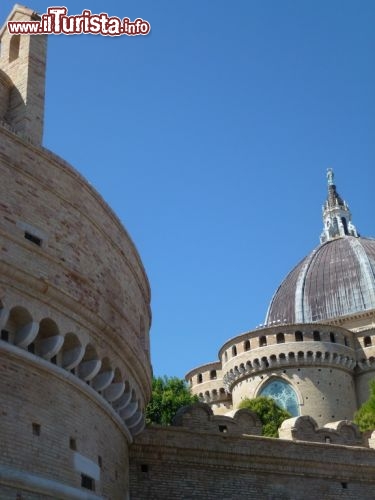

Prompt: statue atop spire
xmin=320 ymin=169 xmax=359 ymax=243
xmin=327 ymin=168 xmax=334 ymax=186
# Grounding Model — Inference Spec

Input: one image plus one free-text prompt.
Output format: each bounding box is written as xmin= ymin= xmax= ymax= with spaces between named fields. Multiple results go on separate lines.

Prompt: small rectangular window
xmin=98 ymin=455 xmax=102 ymax=468
xmin=1 ymin=330 xmax=9 ymax=342
xmin=24 ymin=231 xmax=42 ymax=246
xmin=81 ymin=474 xmax=95 ymax=491
xmin=69 ymin=437 xmax=77 ymax=450
xmin=141 ymin=464 xmax=149 ymax=473
xmin=32 ymin=423 xmax=41 ymax=436
xmin=219 ymin=425 xmax=228 ymax=433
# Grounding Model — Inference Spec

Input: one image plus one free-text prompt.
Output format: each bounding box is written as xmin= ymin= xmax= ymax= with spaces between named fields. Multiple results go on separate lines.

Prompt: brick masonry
xmin=130 ymin=422 xmax=375 ymax=500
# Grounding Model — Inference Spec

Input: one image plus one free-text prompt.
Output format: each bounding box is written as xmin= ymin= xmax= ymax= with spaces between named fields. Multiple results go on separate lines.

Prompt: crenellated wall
xmin=130 ymin=403 xmax=375 ymax=500
xmin=279 ymin=416 xmax=363 ymax=446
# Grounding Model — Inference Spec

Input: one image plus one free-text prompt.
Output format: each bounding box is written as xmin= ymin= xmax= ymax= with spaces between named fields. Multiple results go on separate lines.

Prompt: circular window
xmin=259 ymin=379 xmax=299 ymax=416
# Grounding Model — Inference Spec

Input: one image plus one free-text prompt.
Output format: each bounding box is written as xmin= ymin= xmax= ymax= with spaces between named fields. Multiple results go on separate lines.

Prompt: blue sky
xmin=2 ymin=1 xmax=374 ymax=378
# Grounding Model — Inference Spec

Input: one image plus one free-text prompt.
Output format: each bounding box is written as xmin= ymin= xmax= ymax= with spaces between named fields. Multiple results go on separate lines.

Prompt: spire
xmin=320 ymin=168 xmax=359 ymax=243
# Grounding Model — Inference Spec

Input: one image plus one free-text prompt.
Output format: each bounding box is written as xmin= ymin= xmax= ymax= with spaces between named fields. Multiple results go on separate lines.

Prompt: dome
xmin=266 ymin=236 xmax=375 ymax=324
xmin=266 ymin=169 xmax=375 ymax=324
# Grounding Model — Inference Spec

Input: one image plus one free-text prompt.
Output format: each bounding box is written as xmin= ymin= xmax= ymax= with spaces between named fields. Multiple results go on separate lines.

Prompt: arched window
xmin=364 ymin=336 xmax=372 ymax=348
xmin=197 ymin=373 xmax=203 ymax=384
xmin=330 ymin=332 xmax=336 ymax=343
xmin=232 ymin=345 xmax=237 ymax=357
xmin=295 ymin=331 xmax=303 ymax=342
xmin=210 ymin=369 xmax=217 ymax=380
xmin=313 ymin=331 xmax=321 ymax=341
xmin=259 ymin=336 xmax=267 ymax=347
xmin=244 ymin=340 xmax=250 ymax=351
xmin=9 ymin=35 xmax=20 ymax=62
xmin=259 ymin=379 xmax=299 ymax=417
xmin=276 ymin=333 xmax=285 ymax=344
xmin=341 ymin=217 xmax=348 ymax=235
xmin=224 ymin=351 xmax=228 ymax=362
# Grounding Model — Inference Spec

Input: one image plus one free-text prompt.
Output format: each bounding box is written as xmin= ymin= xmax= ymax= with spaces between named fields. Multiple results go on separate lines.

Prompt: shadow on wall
xmin=0 ymin=66 xmax=27 ymax=136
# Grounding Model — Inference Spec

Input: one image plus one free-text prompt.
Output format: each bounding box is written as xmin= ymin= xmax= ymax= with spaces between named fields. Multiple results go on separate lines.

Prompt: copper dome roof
xmin=266 ymin=236 xmax=375 ymax=324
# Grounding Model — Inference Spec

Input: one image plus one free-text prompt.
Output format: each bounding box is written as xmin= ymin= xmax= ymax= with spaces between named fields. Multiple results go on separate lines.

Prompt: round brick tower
xmin=0 ymin=6 xmax=151 ymax=499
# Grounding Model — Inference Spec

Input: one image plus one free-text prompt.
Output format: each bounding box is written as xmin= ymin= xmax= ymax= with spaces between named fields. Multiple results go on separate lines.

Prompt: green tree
xmin=238 ymin=396 xmax=291 ymax=437
xmin=146 ymin=376 xmax=199 ymax=425
xmin=354 ymin=380 xmax=375 ymax=432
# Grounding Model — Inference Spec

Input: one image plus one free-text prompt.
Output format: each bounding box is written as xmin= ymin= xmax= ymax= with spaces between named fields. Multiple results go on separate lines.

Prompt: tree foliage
xmin=146 ymin=376 xmax=199 ymax=425
xmin=354 ymin=380 xmax=375 ymax=432
xmin=238 ymin=396 xmax=291 ymax=437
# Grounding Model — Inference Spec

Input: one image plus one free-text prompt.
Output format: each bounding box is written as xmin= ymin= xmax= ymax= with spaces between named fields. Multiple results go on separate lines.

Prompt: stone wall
xmin=130 ymin=405 xmax=375 ymax=500
xmin=231 ymin=365 xmax=357 ymax=426
xmin=0 ymin=345 xmax=129 ymax=499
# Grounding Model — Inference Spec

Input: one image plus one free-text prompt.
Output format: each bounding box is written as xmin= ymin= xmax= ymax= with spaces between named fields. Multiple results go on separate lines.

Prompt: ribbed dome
xmin=266 ymin=236 xmax=375 ymax=324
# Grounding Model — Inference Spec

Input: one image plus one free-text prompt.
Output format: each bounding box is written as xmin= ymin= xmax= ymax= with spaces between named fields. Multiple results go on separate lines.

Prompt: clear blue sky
xmin=2 ymin=1 xmax=375 ymax=378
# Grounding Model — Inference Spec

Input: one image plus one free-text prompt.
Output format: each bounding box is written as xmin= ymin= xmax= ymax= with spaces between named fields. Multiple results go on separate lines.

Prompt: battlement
xmin=279 ymin=416 xmax=363 ymax=446
xmin=172 ymin=402 xmax=262 ymax=436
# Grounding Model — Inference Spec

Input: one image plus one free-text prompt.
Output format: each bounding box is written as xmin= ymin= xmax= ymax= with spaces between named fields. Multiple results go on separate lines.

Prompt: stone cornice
xmin=0 ymin=259 xmax=152 ymax=401
xmin=223 ymin=342 xmax=356 ymax=391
